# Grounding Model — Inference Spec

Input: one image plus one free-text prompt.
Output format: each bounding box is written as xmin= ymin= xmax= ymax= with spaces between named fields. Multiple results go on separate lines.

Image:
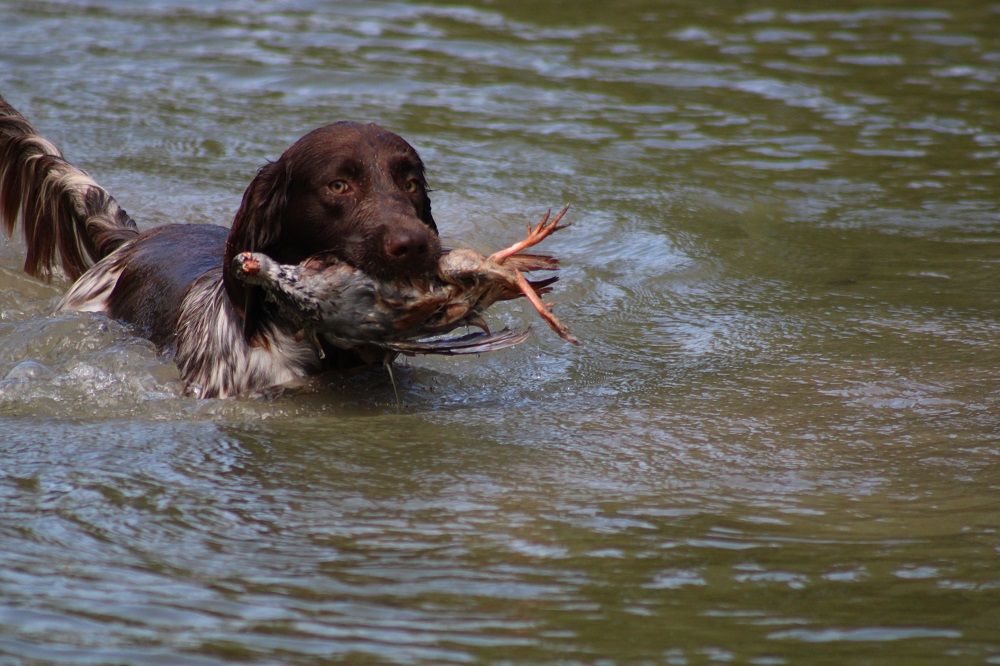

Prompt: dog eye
xmin=328 ymin=180 xmax=350 ymax=194
xmin=403 ymin=179 xmax=420 ymax=193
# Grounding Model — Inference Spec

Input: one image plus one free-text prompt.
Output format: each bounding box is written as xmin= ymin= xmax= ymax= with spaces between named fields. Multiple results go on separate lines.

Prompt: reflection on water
xmin=1 ymin=0 xmax=998 ymax=663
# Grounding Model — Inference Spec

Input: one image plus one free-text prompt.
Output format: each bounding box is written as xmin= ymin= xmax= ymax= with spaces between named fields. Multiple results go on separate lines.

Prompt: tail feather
xmin=0 ymin=95 xmax=138 ymax=280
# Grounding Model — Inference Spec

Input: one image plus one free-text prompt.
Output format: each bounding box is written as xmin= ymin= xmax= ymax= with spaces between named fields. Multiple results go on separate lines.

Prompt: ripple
xmin=1 ymin=1 xmax=998 ymax=663
xmin=769 ymin=626 xmax=962 ymax=642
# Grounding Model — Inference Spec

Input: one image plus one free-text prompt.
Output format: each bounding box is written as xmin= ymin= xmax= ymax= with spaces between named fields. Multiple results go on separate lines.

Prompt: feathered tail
xmin=0 ymin=95 xmax=139 ymax=280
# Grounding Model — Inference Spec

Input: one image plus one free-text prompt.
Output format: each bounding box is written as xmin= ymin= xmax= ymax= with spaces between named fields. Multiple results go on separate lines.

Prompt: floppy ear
xmin=222 ymin=159 xmax=290 ymax=334
xmin=225 ymin=159 xmax=289 ymax=264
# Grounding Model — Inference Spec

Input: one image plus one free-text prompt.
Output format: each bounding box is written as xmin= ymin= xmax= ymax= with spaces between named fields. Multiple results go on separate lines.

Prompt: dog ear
xmin=225 ymin=159 xmax=289 ymax=262
xmin=223 ymin=159 xmax=290 ymax=336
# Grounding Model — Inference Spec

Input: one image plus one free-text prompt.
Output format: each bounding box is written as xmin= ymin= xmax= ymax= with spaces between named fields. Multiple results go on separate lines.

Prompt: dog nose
xmin=383 ymin=226 xmax=437 ymax=274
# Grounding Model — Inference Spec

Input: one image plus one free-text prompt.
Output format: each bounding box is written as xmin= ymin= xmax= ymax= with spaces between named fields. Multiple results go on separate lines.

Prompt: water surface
xmin=1 ymin=1 xmax=998 ymax=664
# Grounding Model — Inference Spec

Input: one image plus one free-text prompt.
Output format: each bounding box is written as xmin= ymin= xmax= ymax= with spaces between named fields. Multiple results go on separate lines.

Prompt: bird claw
xmin=488 ymin=205 xmax=570 ymax=265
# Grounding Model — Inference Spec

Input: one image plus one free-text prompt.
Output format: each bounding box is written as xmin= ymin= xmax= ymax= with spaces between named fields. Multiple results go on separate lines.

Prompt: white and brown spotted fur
xmin=0 ymin=95 xmax=441 ymax=397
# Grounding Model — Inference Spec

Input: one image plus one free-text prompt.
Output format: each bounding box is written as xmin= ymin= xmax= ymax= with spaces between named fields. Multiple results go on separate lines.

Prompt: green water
xmin=1 ymin=1 xmax=998 ymax=664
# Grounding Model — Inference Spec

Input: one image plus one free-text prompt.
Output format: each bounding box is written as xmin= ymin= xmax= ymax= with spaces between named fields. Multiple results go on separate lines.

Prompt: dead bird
xmin=232 ymin=206 xmax=579 ymax=355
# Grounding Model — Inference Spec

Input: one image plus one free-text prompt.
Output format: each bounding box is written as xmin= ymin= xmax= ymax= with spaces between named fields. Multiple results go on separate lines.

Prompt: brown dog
xmin=0 ymin=96 xmax=440 ymax=397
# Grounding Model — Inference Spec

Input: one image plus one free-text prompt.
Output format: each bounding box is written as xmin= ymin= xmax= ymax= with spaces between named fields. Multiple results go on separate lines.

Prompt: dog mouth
xmin=334 ymin=227 xmax=442 ymax=281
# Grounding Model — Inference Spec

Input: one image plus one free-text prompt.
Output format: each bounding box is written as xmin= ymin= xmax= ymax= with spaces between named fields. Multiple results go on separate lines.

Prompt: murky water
xmin=1 ymin=1 xmax=999 ymax=663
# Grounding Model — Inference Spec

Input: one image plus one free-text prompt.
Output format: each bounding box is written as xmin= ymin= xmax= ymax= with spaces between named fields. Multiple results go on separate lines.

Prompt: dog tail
xmin=0 ymin=95 xmax=139 ymax=280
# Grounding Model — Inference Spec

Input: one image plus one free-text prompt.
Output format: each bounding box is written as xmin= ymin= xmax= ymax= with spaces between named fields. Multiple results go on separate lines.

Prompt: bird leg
xmin=488 ymin=205 xmax=570 ymax=265
xmin=510 ymin=269 xmax=579 ymax=345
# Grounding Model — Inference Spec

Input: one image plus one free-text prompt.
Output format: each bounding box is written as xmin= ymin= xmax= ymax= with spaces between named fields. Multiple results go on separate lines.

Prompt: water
xmin=1 ymin=1 xmax=999 ymax=663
